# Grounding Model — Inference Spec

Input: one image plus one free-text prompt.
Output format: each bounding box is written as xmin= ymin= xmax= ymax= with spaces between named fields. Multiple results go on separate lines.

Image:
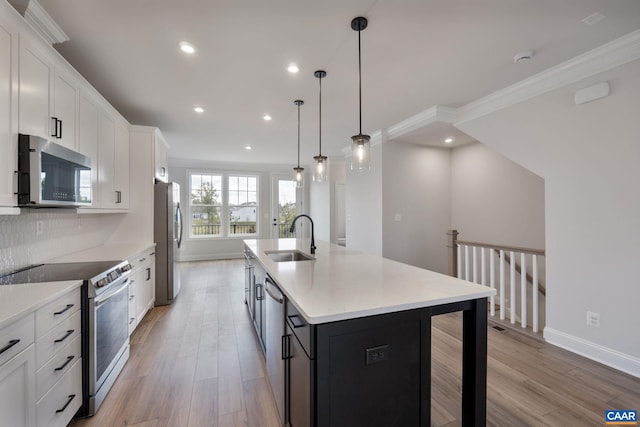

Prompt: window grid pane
xmin=228 ymin=175 xmax=258 ymax=236
xmin=190 ymin=173 xmax=223 ymax=237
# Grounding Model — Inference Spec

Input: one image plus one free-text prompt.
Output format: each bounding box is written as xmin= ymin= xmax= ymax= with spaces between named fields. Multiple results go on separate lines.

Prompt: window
xmin=190 ymin=173 xmax=222 ymax=237
xmin=228 ymin=175 xmax=258 ymax=235
xmin=189 ymin=171 xmax=259 ymax=238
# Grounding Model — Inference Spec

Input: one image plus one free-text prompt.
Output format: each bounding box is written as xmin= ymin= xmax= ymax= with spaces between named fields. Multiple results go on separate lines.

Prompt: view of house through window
xmin=189 ymin=172 xmax=258 ymax=238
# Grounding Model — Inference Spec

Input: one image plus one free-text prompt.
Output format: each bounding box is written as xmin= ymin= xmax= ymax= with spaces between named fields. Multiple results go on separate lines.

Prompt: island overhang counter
xmin=244 ymin=238 xmax=496 ymax=427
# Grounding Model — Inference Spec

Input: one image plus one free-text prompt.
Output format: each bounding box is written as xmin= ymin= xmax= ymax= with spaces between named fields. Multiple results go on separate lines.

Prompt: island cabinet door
xmin=286 ymin=322 xmax=312 ymax=427
xmin=315 ymin=309 xmax=428 ymax=427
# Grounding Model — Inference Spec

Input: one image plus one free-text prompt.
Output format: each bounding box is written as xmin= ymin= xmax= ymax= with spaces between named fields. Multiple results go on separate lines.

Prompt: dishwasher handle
xmin=264 ymin=276 xmax=284 ymax=304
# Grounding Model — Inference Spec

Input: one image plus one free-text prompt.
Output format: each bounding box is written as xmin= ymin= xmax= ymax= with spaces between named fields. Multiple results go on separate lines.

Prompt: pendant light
xmin=313 ymin=70 xmax=328 ymax=182
xmin=350 ymin=16 xmax=371 ymax=171
xmin=293 ymin=100 xmax=305 ymax=188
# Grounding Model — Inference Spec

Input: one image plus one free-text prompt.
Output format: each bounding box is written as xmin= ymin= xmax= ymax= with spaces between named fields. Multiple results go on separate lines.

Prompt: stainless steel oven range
xmin=0 ymin=260 xmax=132 ymax=418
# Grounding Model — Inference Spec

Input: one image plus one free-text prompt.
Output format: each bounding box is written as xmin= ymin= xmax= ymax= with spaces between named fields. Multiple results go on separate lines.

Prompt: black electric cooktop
xmin=0 ymin=261 xmax=123 ymax=285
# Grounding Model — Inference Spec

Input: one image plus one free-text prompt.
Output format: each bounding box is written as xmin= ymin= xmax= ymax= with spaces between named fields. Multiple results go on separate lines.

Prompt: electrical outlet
xmin=587 ymin=311 xmax=600 ymax=327
xmin=36 ymin=220 xmax=43 ymax=236
xmin=365 ymin=345 xmax=389 ymax=365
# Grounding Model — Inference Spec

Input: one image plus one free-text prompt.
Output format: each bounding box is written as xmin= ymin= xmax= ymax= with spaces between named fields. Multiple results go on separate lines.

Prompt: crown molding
xmin=24 ymin=0 xmax=69 ymax=45
xmin=456 ymin=29 xmax=640 ymax=125
xmin=387 ymin=106 xmax=457 ymax=140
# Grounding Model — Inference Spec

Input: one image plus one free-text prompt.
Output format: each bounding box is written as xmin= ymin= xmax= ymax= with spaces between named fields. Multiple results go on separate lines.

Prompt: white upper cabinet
xmin=19 ymin=36 xmax=79 ymax=151
xmin=77 ymin=91 xmax=100 ymax=207
xmin=154 ymin=130 xmax=169 ymax=182
xmin=18 ymin=36 xmax=52 ymax=141
xmin=52 ymin=70 xmax=78 ymax=150
xmin=99 ymin=111 xmax=129 ymax=210
xmin=115 ymin=120 xmax=130 ymax=209
xmin=0 ymin=9 xmax=18 ymax=210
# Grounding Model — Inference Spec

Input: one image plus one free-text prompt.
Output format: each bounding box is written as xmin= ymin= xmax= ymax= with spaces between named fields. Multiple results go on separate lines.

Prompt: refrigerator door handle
xmin=176 ymin=202 xmax=183 ymax=249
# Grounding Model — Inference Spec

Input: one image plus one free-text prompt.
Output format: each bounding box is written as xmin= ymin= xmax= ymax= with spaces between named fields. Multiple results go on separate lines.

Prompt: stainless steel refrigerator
xmin=154 ymin=181 xmax=183 ymax=305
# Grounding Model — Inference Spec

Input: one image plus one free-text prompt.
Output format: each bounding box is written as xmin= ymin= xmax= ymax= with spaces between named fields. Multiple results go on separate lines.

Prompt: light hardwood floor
xmin=70 ymin=260 xmax=640 ymax=427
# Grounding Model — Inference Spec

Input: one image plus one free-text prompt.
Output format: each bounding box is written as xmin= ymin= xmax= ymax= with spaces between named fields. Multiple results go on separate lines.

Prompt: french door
xmin=271 ymin=175 xmax=301 ymax=238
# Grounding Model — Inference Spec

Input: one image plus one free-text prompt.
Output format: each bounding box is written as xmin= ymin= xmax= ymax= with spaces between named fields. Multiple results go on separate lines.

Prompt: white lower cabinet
xmin=34 ymin=287 xmax=82 ymax=427
xmin=128 ymin=246 xmax=156 ymax=335
xmin=0 ymin=319 xmax=36 ymax=427
xmin=35 ymin=359 xmax=82 ymax=427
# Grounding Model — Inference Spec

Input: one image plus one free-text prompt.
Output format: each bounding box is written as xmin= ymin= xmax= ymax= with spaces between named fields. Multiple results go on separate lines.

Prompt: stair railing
xmin=447 ymin=230 xmax=545 ymax=333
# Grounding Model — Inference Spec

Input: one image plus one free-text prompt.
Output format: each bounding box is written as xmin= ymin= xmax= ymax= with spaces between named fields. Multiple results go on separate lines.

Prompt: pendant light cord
xmin=297 ymin=102 xmax=301 ymax=168
xmin=318 ymin=74 xmax=322 ymax=156
xmin=358 ymin=26 xmax=362 ymax=135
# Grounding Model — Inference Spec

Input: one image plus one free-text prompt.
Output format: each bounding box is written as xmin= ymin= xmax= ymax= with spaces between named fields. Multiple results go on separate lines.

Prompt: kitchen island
xmin=244 ymin=238 xmax=496 ymax=427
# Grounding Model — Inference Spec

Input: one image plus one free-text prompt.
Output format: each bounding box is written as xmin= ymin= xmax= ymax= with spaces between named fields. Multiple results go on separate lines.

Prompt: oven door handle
xmin=94 ymin=279 xmax=129 ymax=307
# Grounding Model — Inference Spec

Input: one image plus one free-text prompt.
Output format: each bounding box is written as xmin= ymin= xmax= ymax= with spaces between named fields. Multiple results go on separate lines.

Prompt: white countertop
xmin=0 ymin=280 xmax=82 ymax=329
xmin=49 ymin=242 xmax=156 ymax=263
xmin=0 ymin=243 xmax=154 ymax=329
xmin=245 ymin=239 xmax=496 ymax=324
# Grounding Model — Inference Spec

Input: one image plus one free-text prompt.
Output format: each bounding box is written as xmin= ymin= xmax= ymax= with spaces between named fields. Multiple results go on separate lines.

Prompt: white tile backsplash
xmin=0 ymin=210 xmax=121 ymax=274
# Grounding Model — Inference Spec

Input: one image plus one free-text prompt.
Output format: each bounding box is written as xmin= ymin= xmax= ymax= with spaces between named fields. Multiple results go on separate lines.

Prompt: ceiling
xmin=35 ymin=0 xmax=640 ymax=166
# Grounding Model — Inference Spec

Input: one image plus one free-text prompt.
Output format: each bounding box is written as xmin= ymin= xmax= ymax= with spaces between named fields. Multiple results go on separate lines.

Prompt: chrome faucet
xmin=289 ymin=214 xmax=316 ymax=254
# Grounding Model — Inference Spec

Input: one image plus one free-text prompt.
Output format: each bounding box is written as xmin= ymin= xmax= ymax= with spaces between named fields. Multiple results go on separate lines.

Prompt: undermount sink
xmin=265 ymin=250 xmax=315 ymax=262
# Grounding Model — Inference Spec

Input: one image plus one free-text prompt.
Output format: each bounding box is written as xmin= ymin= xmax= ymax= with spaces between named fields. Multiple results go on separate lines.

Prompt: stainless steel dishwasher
xmin=264 ymin=274 xmax=286 ymax=425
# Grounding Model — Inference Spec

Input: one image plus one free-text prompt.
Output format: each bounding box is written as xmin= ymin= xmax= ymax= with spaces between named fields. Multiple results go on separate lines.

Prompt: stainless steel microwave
xmin=17 ymin=134 xmax=92 ymax=207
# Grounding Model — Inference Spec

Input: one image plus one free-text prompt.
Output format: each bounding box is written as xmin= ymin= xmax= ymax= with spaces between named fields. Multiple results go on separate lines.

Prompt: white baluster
xmin=500 ymin=250 xmax=505 ymax=321
xmin=481 ymin=247 xmax=486 ymax=287
xmin=472 ymin=246 xmax=478 ymax=283
xmin=490 ymin=249 xmax=495 ymax=317
xmin=533 ymin=255 xmax=539 ymax=333
xmin=510 ymin=251 xmax=516 ymax=324
xmin=521 ymin=253 xmax=527 ymax=329
xmin=464 ymin=245 xmax=470 ymax=281
xmin=457 ymin=244 xmax=462 ymax=278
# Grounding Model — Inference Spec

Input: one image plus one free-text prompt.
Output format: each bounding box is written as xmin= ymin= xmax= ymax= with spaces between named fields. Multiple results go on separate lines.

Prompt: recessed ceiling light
xmin=179 ymin=41 xmax=196 ymax=54
xmin=193 ymin=106 xmax=205 ymax=113
xmin=288 ymin=63 xmax=299 ymax=73
xmin=444 ymin=137 xmax=454 ymax=144
xmin=263 ymin=114 xmax=272 ymax=121
xmin=245 ymin=146 xmax=252 ymax=150
xmin=514 ymin=50 xmax=533 ymax=64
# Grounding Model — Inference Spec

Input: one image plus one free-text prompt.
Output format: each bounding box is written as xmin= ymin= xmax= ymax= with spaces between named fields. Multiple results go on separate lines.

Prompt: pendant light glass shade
xmin=351 ymin=133 xmax=371 ymax=171
xmin=313 ymin=70 xmax=328 ymax=182
xmin=293 ymin=100 xmax=304 ymax=188
xmin=350 ymin=17 xmax=371 ymax=171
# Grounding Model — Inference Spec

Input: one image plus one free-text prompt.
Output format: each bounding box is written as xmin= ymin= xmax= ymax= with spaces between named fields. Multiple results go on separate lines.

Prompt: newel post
xmin=447 ymin=229 xmax=459 ymax=278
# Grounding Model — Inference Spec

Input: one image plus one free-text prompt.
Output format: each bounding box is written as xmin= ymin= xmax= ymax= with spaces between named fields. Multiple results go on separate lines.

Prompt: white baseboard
xmin=177 ymin=252 xmax=243 ymax=262
xmin=544 ymin=327 xmax=640 ymax=378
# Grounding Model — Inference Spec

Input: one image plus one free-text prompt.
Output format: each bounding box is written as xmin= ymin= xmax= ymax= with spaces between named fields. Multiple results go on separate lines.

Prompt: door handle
xmin=282 ymin=334 xmax=291 ymax=360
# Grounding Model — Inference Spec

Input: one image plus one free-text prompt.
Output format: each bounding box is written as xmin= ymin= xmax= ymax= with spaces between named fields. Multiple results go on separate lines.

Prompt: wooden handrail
xmin=456 ymin=239 xmax=545 ymax=257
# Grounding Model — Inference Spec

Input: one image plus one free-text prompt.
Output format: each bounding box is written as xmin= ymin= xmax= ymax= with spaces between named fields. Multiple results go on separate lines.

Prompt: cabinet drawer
xmin=0 ymin=313 xmax=35 ymax=367
xmin=36 ymin=310 xmax=81 ymax=369
xmin=286 ymin=300 xmax=314 ymax=359
xmin=36 ymin=358 xmax=82 ymax=427
xmin=36 ymin=334 xmax=81 ymax=400
xmin=35 ymin=287 xmax=80 ymax=338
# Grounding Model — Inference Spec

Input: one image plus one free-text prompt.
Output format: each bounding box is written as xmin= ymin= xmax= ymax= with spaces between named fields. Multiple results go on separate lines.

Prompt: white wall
xmin=346 ymin=143 xmax=383 ymax=255
xmin=456 ymin=59 xmax=640 ymax=376
xmin=169 ymin=158 xmax=302 ymax=261
xmin=382 ymin=142 xmax=451 ymax=273
xmin=451 ymin=142 xmax=545 ymax=249
xmin=309 ymin=177 xmax=330 ymax=242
